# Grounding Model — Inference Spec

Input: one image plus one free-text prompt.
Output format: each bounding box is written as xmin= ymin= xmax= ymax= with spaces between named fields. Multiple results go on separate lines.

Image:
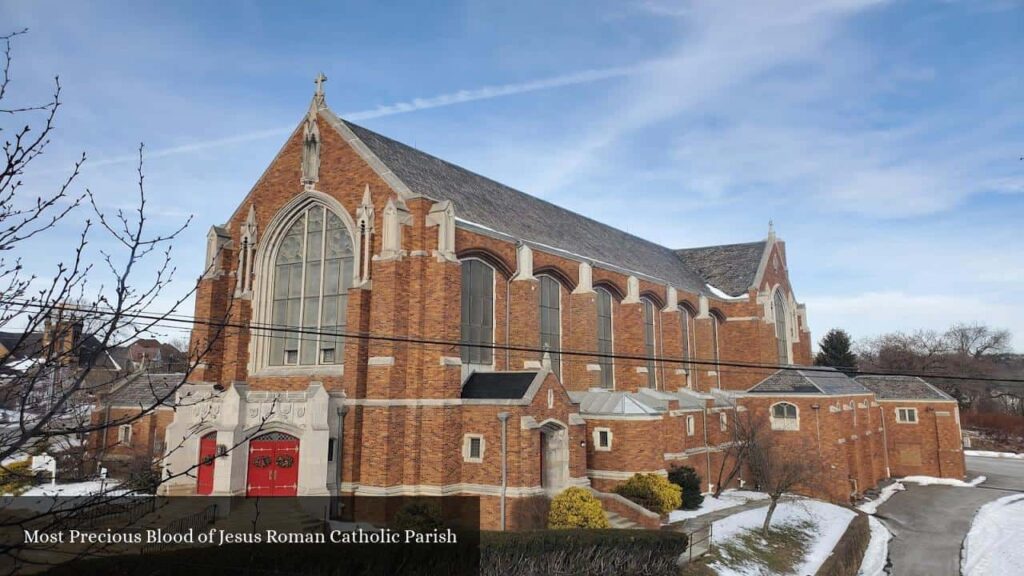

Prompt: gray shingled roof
xmin=460 ymin=371 xmax=536 ymax=399
xmin=341 ymin=120 xmax=709 ymax=294
xmin=749 ymin=368 xmax=870 ymax=395
xmin=675 ymin=241 xmax=767 ymax=297
xmin=104 ymin=372 xmax=186 ymax=408
xmin=854 ymin=375 xmax=954 ymax=401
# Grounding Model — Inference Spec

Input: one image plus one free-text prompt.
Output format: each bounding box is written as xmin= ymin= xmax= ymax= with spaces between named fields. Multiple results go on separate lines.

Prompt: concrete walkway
xmin=877 ymin=455 xmax=1024 ymax=576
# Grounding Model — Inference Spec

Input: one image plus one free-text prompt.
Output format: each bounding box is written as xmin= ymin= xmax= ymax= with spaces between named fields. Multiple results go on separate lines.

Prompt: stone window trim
xmin=247 ymin=192 xmax=359 ymax=375
xmin=719 ymin=411 xmax=728 ymax=431
xmin=593 ymin=427 xmax=613 ymax=451
xmin=896 ymin=407 xmax=919 ymax=424
xmin=117 ymin=424 xmax=133 ymax=446
xmin=770 ymin=402 xmax=800 ymax=431
xmin=686 ymin=415 xmax=696 ymax=436
xmin=463 ymin=434 xmax=486 ymax=463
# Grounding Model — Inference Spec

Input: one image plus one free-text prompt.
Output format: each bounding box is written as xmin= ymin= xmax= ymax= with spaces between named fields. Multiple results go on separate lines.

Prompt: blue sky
xmin=3 ymin=0 xmax=1023 ymax=350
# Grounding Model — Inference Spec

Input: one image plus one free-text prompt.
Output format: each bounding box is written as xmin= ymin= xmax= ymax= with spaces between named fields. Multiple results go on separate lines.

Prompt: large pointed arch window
xmin=773 ymin=290 xmax=790 ymax=364
xmin=538 ymin=275 xmax=562 ymax=378
xmin=642 ymin=298 xmax=658 ymax=389
xmin=270 ymin=206 xmax=353 ymax=366
xmin=596 ymin=287 xmax=615 ymax=389
xmin=460 ymin=259 xmax=494 ymax=366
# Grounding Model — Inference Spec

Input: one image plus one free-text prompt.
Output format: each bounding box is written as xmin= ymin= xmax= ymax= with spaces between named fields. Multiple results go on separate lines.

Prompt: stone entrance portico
xmin=160 ymin=382 xmax=344 ymax=497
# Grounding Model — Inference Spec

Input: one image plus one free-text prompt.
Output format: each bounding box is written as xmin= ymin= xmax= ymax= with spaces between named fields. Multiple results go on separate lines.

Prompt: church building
xmin=157 ymin=77 xmax=965 ymax=529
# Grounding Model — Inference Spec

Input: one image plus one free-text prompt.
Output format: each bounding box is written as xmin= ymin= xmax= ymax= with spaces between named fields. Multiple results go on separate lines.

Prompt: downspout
xmin=879 ymin=406 xmax=891 ymax=478
xmin=811 ymin=404 xmax=822 ymax=458
xmin=497 ymin=412 xmax=510 ymax=531
xmin=931 ymin=407 xmax=943 ymax=477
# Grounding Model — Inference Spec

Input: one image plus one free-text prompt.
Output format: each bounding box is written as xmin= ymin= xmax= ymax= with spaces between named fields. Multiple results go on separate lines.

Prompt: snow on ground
xmin=966 ymin=450 xmax=1024 ymax=460
xmin=20 ymin=480 xmax=125 ymax=497
xmin=709 ymin=500 xmax=855 ymax=576
xmin=858 ymin=482 xmax=905 ymax=514
xmin=902 ymin=475 xmax=985 ymax=487
xmin=961 ymin=494 xmax=1024 ymax=576
xmin=858 ymin=516 xmax=892 ymax=576
xmin=667 ymin=490 xmax=769 ymax=523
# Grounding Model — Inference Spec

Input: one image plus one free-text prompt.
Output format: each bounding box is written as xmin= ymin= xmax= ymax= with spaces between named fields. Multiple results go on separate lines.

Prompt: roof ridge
xmin=675 ymin=240 xmax=766 ymax=253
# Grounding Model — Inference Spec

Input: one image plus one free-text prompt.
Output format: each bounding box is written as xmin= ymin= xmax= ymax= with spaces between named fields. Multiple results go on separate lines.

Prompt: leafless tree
xmin=711 ymin=407 xmax=765 ymax=498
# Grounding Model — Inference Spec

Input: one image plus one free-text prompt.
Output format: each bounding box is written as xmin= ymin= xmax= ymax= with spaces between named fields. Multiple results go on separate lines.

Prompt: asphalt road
xmin=877 ymin=455 xmax=1024 ymax=576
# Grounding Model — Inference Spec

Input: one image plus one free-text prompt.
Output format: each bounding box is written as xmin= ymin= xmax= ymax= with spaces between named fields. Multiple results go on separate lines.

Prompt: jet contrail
xmin=86 ymin=65 xmax=640 ymax=169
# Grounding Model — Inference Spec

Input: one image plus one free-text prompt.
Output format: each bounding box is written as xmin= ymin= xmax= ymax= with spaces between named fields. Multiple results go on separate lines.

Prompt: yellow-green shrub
xmin=0 ymin=459 xmax=34 ymax=495
xmin=548 ymin=487 xmax=610 ymax=529
xmin=613 ymin=473 xmax=682 ymax=515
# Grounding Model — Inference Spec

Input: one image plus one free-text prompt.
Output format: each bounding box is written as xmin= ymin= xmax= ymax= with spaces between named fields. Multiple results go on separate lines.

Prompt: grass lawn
xmin=682 ymin=519 xmax=815 ymax=576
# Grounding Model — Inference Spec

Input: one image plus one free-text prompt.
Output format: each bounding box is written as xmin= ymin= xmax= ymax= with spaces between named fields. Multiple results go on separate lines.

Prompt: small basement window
xmin=686 ymin=415 xmax=695 ymax=436
xmin=593 ymin=427 xmax=612 ymax=451
xmin=463 ymin=434 xmax=485 ymax=463
xmin=896 ymin=407 xmax=918 ymax=424
xmin=720 ymin=412 xmax=728 ymax=431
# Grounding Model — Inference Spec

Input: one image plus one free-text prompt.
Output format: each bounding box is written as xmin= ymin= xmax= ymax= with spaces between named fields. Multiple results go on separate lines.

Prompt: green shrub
xmin=613 ymin=473 xmax=682 ymax=515
xmin=481 ymin=529 xmax=689 ymax=576
xmin=668 ymin=466 xmax=705 ymax=510
xmin=0 ymin=459 xmax=34 ymax=495
xmin=548 ymin=487 xmax=609 ymax=529
xmin=392 ymin=500 xmax=445 ymax=532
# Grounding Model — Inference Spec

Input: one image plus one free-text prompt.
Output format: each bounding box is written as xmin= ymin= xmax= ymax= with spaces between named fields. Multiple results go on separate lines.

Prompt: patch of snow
xmin=966 ymin=450 xmax=1024 ymax=460
xmin=858 ymin=516 xmax=892 ymax=576
xmin=858 ymin=482 xmax=905 ymax=514
xmin=961 ymin=494 xmax=1024 ymax=576
xmin=706 ymin=284 xmax=745 ymax=300
xmin=902 ymin=475 xmax=985 ymax=487
xmin=667 ymin=490 xmax=769 ymax=523
xmin=20 ymin=480 xmax=125 ymax=497
xmin=710 ymin=500 xmax=855 ymax=576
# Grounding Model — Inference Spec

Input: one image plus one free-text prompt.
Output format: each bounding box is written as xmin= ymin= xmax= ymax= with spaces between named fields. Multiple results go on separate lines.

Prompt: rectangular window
xmin=538 ymin=275 xmax=561 ymax=378
xmin=118 ymin=424 xmax=132 ymax=446
xmin=594 ymin=427 xmax=612 ymax=451
xmin=596 ymin=289 xmax=614 ymax=389
xmin=896 ymin=408 xmax=918 ymax=424
xmin=460 ymin=260 xmax=494 ymax=366
xmin=720 ymin=412 xmax=728 ymax=431
xmin=642 ymin=299 xmax=657 ymax=389
xmin=686 ymin=415 xmax=695 ymax=436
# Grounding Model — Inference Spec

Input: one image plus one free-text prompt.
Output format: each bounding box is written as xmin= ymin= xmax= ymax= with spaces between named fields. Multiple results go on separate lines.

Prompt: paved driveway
xmin=878 ymin=455 xmax=1024 ymax=576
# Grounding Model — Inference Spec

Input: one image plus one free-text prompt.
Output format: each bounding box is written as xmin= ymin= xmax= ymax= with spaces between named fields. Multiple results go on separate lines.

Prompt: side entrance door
xmin=196 ymin=432 xmax=217 ymax=495
xmin=246 ymin=432 xmax=300 ymax=497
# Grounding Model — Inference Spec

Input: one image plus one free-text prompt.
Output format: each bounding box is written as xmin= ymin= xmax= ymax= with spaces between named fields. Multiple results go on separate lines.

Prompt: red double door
xmin=245 ymin=432 xmax=300 ymax=497
xmin=197 ymin=432 xmax=217 ymax=495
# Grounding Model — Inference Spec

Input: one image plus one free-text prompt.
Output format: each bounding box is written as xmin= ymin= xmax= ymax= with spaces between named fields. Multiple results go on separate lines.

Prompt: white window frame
xmin=896 ymin=407 xmax=918 ymax=424
xmin=720 ymin=412 xmax=728 ymax=431
xmin=593 ymin=427 xmax=613 ymax=451
xmin=118 ymin=424 xmax=133 ymax=446
xmin=770 ymin=402 xmax=800 ymax=431
xmin=462 ymin=434 xmax=485 ymax=463
xmin=686 ymin=415 xmax=696 ymax=436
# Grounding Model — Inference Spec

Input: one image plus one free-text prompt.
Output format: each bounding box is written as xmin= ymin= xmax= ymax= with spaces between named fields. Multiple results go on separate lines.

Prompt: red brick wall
xmin=878 ymin=400 xmax=966 ymax=479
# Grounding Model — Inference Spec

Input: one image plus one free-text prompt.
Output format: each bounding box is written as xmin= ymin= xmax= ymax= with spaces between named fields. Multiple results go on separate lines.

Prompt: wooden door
xmin=197 ymin=432 xmax=217 ymax=495
xmin=246 ymin=432 xmax=300 ymax=497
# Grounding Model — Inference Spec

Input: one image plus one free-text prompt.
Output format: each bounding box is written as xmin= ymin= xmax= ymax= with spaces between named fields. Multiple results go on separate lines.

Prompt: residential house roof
xmin=102 ymin=372 xmax=186 ymax=409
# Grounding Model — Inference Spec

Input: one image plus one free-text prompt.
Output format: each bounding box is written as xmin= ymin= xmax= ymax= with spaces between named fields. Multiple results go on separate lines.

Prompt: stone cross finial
xmin=314 ymin=72 xmax=327 ymax=97
xmin=768 ymin=219 xmax=776 ymax=240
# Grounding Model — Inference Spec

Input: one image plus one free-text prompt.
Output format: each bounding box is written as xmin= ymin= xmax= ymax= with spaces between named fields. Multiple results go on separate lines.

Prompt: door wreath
xmin=275 ymin=454 xmax=295 ymax=468
xmin=251 ymin=455 xmax=272 ymax=468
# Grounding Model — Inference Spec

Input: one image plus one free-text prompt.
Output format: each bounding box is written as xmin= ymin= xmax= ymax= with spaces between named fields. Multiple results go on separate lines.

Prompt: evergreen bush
xmin=667 ymin=466 xmax=705 ymax=510
xmin=547 ymin=487 xmax=609 ymax=529
xmin=613 ymin=473 xmax=682 ymax=515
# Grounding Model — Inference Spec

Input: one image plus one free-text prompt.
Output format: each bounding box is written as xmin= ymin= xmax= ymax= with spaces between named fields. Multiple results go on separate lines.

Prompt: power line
xmin=6 ymin=298 xmax=1024 ymax=384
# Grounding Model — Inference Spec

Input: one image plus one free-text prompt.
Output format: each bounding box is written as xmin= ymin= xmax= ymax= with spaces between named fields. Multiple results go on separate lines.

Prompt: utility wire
xmin=6 ymin=298 xmax=1024 ymax=384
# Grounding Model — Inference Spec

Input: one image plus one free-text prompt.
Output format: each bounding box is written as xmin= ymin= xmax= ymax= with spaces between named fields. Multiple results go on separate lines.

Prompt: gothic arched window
xmin=679 ymin=303 xmax=695 ymax=386
xmin=460 ymin=259 xmax=494 ymax=366
xmin=269 ymin=205 xmax=353 ymax=366
xmin=774 ymin=290 xmax=790 ymax=364
xmin=596 ymin=287 xmax=615 ymax=389
xmin=538 ymin=274 xmax=562 ymax=378
xmin=642 ymin=298 xmax=658 ymax=389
